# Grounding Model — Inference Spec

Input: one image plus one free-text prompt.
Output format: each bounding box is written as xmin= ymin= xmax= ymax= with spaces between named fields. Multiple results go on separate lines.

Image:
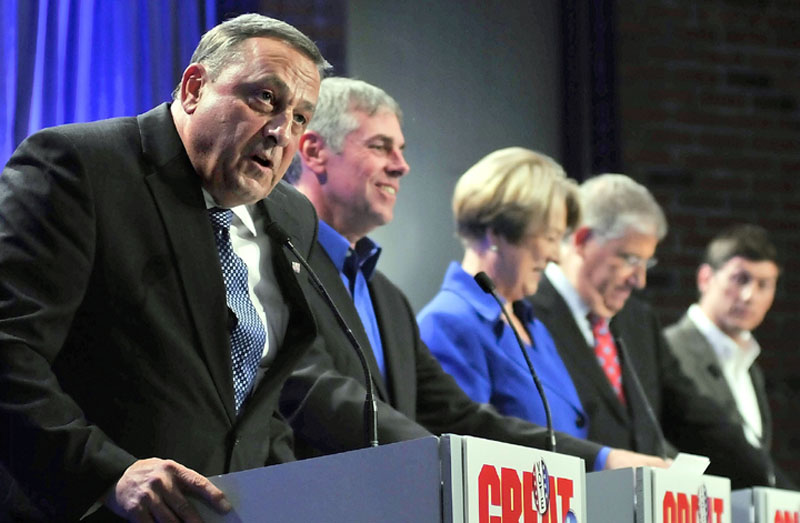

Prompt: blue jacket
xmin=417 ymin=262 xmax=589 ymax=439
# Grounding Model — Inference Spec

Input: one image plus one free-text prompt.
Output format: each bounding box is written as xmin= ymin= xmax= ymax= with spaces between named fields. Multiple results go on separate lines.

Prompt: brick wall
xmin=617 ymin=0 xmax=800 ymax=479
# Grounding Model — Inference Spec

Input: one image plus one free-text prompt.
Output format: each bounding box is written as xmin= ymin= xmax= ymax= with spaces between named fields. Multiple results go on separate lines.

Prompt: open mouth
xmin=377 ymin=183 xmax=397 ymax=196
xmin=252 ymin=155 xmax=273 ymax=169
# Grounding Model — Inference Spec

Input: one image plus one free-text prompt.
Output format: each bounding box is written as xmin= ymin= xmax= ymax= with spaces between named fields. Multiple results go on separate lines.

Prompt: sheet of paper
xmin=669 ymin=452 xmax=710 ymax=475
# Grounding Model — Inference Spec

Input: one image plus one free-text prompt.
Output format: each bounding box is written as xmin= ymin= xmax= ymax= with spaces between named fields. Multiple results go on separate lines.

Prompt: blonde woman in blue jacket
xmin=418 ymin=148 xmax=600 ymax=461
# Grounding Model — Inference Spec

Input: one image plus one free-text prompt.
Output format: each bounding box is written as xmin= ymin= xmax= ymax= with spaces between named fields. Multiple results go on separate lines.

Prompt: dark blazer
xmin=530 ymin=275 xmax=777 ymax=488
xmin=279 ymin=244 xmax=605 ymax=467
xmin=664 ymin=314 xmax=795 ymax=488
xmin=664 ymin=313 xmax=772 ymax=449
xmin=0 ymin=104 xmax=319 ymax=520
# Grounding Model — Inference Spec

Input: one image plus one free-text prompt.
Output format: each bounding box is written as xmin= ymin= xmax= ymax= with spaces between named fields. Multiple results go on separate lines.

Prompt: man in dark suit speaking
xmin=529 ymin=173 xmax=779 ymax=487
xmin=280 ymin=77 xmax=667 ymax=471
xmin=0 ymin=14 xmax=327 ymax=521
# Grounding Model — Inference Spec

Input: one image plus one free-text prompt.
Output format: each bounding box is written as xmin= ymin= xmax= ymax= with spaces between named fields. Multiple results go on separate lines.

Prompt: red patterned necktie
xmin=589 ymin=314 xmax=626 ymax=404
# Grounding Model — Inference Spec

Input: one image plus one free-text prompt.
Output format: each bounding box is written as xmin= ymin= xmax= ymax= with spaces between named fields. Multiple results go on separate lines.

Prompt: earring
xmin=489 ymin=245 xmax=498 ymax=252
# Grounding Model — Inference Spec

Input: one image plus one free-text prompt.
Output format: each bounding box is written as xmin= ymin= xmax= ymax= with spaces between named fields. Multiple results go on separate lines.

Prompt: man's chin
xmin=728 ymin=318 xmax=759 ymax=334
xmin=241 ymin=176 xmax=279 ymax=202
xmin=611 ymin=290 xmax=632 ymax=307
xmin=598 ymin=298 xmax=626 ymax=317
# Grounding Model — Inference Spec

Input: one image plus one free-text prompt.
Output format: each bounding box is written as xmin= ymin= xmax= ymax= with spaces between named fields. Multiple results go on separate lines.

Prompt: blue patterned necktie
xmin=208 ymin=208 xmax=267 ymax=412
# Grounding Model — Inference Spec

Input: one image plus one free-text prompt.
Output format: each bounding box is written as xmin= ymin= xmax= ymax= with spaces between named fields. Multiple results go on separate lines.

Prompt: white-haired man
xmin=1 ymin=14 xmax=327 ymax=520
xmin=530 ymin=174 xmax=778 ymax=487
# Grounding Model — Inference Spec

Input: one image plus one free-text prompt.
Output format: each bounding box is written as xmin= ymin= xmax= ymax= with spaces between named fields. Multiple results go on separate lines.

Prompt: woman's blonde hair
xmin=453 ymin=147 xmax=579 ymax=244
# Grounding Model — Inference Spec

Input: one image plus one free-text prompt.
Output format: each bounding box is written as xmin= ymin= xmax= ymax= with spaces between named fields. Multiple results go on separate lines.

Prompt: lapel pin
xmin=292 ymin=261 xmax=301 ymax=274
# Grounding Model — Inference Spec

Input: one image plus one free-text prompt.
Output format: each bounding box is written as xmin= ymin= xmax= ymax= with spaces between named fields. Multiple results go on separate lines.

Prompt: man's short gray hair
xmin=580 ymin=173 xmax=668 ymax=241
xmin=307 ymin=77 xmax=402 ymax=153
xmin=172 ymin=13 xmax=331 ymax=99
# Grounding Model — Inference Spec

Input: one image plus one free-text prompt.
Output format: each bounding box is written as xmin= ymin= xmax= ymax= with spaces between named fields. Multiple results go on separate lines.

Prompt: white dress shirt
xmin=687 ymin=303 xmax=763 ymax=447
xmin=203 ymin=191 xmax=272 ymax=363
xmin=545 ymin=263 xmax=595 ymax=347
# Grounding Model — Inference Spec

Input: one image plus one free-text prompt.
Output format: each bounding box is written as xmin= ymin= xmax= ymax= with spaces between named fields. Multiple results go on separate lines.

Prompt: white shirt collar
xmin=686 ymin=303 xmax=760 ymax=373
xmin=545 ymin=262 xmax=594 ymax=347
xmin=201 ymin=189 xmax=257 ymax=236
xmin=686 ymin=303 xmax=763 ymax=444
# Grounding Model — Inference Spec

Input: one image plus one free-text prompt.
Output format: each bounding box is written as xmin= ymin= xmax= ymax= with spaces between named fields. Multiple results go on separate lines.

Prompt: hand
xmin=605 ymin=448 xmax=670 ymax=470
xmin=105 ymin=458 xmax=232 ymax=522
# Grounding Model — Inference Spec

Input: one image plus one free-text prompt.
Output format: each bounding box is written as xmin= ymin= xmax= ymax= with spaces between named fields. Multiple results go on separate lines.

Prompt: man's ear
xmin=697 ymin=263 xmax=713 ymax=295
xmin=299 ymin=132 xmax=329 ymax=175
xmin=572 ymin=226 xmax=593 ymax=256
xmin=179 ymin=64 xmax=207 ymax=114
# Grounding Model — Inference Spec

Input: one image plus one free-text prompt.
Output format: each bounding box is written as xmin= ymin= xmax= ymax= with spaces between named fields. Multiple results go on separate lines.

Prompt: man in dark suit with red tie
xmin=529 ymin=173 xmax=780 ymax=488
xmin=0 ymin=14 xmax=327 ymax=521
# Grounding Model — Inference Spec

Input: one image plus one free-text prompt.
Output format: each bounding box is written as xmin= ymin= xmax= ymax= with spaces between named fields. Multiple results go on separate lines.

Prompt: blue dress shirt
xmin=317 ymin=220 xmax=386 ymax=379
xmin=417 ymin=262 xmax=610 ymax=470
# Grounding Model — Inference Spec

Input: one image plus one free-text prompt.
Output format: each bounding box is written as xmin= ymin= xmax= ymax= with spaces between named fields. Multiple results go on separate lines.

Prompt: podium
xmin=191 ymin=434 xmax=586 ymax=522
xmin=444 ymin=434 xmax=587 ymax=522
xmin=587 ymin=467 xmax=732 ymax=523
xmin=731 ymin=487 xmax=800 ymax=523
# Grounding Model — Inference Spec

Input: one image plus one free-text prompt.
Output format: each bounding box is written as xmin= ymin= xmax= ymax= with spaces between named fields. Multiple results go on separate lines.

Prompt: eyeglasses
xmin=616 ymin=253 xmax=658 ymax=271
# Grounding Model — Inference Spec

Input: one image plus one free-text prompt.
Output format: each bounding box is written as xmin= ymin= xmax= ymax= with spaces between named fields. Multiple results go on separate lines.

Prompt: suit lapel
xmin=138 ymin=104 xmax=236 ymax=423
xmin=253 ymin=190 xmax=318 ymax=342
xmin=240 ymin=195 xmax=318 ymax=414
xmin=678 ymin=316 xmax=773 ymax=448
xmin=678 ymin=316 xmax=741 ymax=415
xmin=750 ymin=363 xmax=772 ymax=449
xmin=368 ymin=275 xmax=412 ymax=409
xmin=534 ymin=277 xmax=629 ymax=421
xmin=493 ymin=317 xmax=584 ymax=414
xmin=528 ymin=352 xmax=585 ymax=414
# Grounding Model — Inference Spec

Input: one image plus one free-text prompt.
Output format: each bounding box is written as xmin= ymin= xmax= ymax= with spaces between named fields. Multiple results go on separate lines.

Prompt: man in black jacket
xmin=664 ymin=224 xmax=793 ymax=487
xmin=1 ymin=14 xmax=327 ymax=520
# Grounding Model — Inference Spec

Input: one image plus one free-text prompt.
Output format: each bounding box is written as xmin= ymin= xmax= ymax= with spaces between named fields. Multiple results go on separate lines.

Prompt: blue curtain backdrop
xmin=0 ymin=0 xmax=217 ymax=164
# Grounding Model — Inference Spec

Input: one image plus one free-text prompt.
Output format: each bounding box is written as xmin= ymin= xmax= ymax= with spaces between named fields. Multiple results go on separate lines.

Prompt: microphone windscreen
xmin=265 ymin=221 xmax=291 ymax=244
xmin=474 ymin=271 xmax=496 ymax=294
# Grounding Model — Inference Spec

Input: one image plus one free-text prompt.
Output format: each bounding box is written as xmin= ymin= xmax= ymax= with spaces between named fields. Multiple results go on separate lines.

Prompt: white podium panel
xmin=588 ymin=467 xmax=731 ymax=523
xmin=731 ymin=487 xmax=800 ymax=523
xmin=443 ymin=434 xmax=587 ymax=523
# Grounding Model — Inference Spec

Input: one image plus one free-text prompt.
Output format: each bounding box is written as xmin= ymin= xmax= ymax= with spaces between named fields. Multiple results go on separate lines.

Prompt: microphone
xmin=707 ymin=363 xmax=722 ymax=379
xmin=474 ymin=271 xmax=556 ymax=453
xmin=705 ymin=365 xmax=775 ymax=486
xmin=614 ymin=335 xmax=668 ymax=459
xmin=264 ymin=220 xmax=379 ymax=448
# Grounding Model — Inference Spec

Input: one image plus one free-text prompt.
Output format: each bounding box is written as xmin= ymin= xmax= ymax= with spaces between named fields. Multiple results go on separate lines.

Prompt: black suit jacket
xmin=0 ymin=104 xmax=319 ymax=520
xmin=664 ymin=313 xmax=772 ymax=449
xmin=279 ymin=244 xmax=604 ymax=466
xmin=664 ymin=313 xmax=795 ymax=488
xmin=530 ymin=275 xmax=776 ymax=488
